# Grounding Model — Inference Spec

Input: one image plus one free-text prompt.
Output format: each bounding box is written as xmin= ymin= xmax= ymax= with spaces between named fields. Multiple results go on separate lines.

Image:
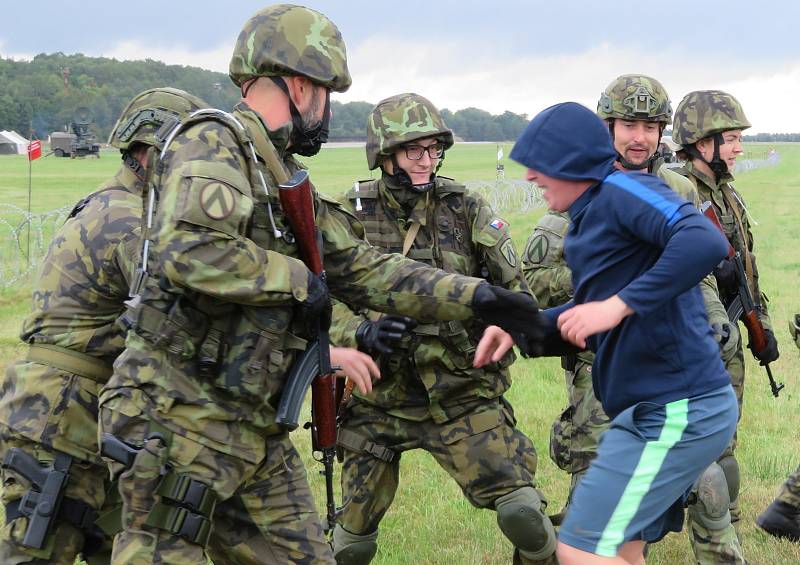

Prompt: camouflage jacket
xmin=522 ymin=160 xmax=736 ymax=366
xmin=100 ymin=103 xmax=483 ymax=463
xmin=674 ymin=159 xmax=772 ymax=330
xmin=329 ymin=174 xmax=528 ymax=422
xmin=0 ymin=165 xmax=143 ymax=460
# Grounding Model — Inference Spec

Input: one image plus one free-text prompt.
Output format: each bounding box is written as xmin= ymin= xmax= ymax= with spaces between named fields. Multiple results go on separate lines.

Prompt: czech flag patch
xmin=489 ymin=219 xmax=506 ymax=230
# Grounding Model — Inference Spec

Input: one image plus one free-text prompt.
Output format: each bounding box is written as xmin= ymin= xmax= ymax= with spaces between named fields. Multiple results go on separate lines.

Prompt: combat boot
xmin=757 ymin=500 xmax=800 ymax=541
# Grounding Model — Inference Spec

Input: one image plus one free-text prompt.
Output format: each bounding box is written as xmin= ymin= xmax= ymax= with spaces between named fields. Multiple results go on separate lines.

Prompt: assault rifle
xmin=274 ymin=169 xmax=340 ymax=533
xmin=701 ymin=201 xmax=784 ymax=397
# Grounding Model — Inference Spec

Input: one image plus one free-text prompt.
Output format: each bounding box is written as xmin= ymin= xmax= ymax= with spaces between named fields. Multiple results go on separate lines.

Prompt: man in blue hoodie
xmin=477 ymin=102 xmax=738 ymax=564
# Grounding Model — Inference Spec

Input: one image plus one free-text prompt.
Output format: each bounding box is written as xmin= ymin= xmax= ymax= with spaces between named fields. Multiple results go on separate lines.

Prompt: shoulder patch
xmin=200 ymin=182 xmax=236 ymax=220
xmin=525 ymin=234 xmax=549 ymax=265
xmin=500 ymin=239 xmax=518 ymax=268
xmin=489 ymin=218 xmax=507 ymax=230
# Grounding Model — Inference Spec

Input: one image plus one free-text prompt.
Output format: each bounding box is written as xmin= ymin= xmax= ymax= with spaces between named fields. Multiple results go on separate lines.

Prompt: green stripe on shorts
xmin=595 ymin=398 xmax=689 ymax=557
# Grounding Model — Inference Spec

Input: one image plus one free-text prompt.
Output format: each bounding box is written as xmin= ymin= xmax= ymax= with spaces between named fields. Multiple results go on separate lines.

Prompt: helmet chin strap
xmin=269 ymin=76 xmax=330 ymax=157
xmin=686 ymin=133 xmax=728 ymax=182
xmin=607 ymin=119 xmax=661 ymax=172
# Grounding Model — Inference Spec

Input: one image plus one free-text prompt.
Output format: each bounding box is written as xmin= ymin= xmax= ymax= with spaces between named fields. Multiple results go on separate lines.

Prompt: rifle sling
xmin=719 ymin=184 xmax=755 ymax=299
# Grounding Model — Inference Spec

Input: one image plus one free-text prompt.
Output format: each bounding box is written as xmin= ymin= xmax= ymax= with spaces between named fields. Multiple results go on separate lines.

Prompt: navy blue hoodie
xmin=511 ymin=103 xmax=732 ymax=418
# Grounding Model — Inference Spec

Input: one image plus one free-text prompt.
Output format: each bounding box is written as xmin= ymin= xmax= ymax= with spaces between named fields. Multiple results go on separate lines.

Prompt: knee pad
xmin=717 ymin=455 xmax=740 ymax=503
xmin=689 ymin=462 xmax=731 ymax=530
xmin=495 ymin=487 xmax=557 ymax=561
xmin=332 ymin=524 xmax=378 ymax=565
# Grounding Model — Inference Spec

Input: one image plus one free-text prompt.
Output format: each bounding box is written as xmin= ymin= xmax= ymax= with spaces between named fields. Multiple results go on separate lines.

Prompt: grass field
xmin=0 ymin=143 xmax=798 ymax=564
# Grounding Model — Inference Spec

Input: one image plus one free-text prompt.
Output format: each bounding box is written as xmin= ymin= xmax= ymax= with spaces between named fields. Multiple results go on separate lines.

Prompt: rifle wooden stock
xmin=701 ymin=201 xmax=783 ymax=397
xmin=742 ymin=310 xmax=767 ymax=354
xmin=277 ymin=169 xmax=339 ymax=530
xmin=278 ymin=169 xmax=323 ymax=276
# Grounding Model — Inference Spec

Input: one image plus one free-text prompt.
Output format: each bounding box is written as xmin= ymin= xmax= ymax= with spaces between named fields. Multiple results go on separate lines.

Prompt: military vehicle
xmin=50 ymin=107 xmax=101 ymax=158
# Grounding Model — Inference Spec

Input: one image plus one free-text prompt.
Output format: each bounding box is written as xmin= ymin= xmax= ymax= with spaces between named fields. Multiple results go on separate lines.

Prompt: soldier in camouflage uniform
xmin=673 ymin=89 xmax=779 ymax=552
xmin=522 ymin=75 xmax=747 ymax=564
xmin=96 ymin=7 xmax=542 ymax=565
xmin=756 ymin=320 xmax=800 ymax=541
xmin=329 ymin=93 xmax=557 ymax=565
xmin=0 ymin=87 xmax=206 ymax=565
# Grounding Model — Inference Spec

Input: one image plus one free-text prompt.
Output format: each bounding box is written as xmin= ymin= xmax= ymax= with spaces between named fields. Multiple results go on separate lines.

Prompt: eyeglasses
xmin=404 ymin=142 xmax=445 ymax=160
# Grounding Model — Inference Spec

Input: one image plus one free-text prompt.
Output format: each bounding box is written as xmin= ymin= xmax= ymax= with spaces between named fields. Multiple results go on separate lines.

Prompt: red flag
xmin=27 ymin=140 xmax=42 ymax=161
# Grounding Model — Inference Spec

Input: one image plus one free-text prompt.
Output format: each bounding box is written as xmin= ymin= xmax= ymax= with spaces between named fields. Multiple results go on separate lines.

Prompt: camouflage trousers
xmin=337 ymin=397 xmax=540 ymax=538
xmin=551 ymin=355 xmax=746 ymax=564
xmin=549 ymin=358 xmax=608 ymax=486
xmin=0 ymin=361 xmax=116 ymax=565
xmin=0 ymin=426 xmax=113 ymax=564
xmin=775 ymin=465 xmax=800 ymax=508
xmin=99 ymin=396 xmax=332 ymax=565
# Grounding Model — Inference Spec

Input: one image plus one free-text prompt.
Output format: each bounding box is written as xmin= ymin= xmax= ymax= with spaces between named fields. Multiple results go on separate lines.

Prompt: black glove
xmin=472 ymin=283 xmax=545 ymax=337
xmin=712 ymin=258 xmax=736 ymax=291
xmin=294 ymin=271 xmax=332 ymax=338
xmin=355 ymin=316 xmax=417 ymax=355
xmin=753 ymin=328 xmax=779 ymax=365
xmin=511 ymin=330 xmax=584 ymax=358
xmin=711 ymin=322 xmax=731 ymax=349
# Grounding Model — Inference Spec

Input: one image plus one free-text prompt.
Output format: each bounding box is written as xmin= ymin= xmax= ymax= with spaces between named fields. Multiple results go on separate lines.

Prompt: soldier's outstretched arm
xmin=152 ymin=122 xmax=311 ymax=307
xmin=318 ymin=198 xmax=543 ymax=335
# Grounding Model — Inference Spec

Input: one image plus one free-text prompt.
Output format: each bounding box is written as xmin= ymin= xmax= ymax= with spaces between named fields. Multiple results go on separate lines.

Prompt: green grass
xmin=1 ymin=143 xmax=799 ymax=564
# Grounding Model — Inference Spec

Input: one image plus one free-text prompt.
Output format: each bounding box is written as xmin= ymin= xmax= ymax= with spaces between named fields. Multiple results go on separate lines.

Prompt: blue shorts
xmin=558 ymin=385 xmax=738 ymax=557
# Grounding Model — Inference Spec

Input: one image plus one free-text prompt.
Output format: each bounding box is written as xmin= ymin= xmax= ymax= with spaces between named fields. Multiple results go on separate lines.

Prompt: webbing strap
xmin=145 ymin=502 xmax=212 ymax=547
xmin=156 ymin=473 xmax=217 ymax=516
xmin=26 ymin=344 xmax=112 ymax=383
xmin=402 ymin=222 xmax=421 ymax=257
xmin=719 ymin=184 xmax=756 ymax=298
xmin=337 ymin=429 xmax=395 ymax=462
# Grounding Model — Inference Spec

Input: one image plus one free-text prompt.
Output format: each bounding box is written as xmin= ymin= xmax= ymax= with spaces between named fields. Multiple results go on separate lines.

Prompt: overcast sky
xmin=3 ymin=0 xmax=799 ymax=133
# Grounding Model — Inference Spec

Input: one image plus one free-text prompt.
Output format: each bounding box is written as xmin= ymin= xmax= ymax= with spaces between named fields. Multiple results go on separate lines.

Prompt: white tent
xmin=0 ymin=130 xmax=28 ymax=155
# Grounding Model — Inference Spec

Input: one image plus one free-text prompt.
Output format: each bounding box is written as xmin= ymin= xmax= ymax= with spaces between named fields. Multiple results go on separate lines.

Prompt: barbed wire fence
xmin=0 ymin=204 xmax=72 ymax=289
xmin=465 ymin=179 xmax=544 ymax=213
xmin=0 ymin=150 xmax=781 ymax=289
xmin=733 ymin=149 xmax=781 ymax=174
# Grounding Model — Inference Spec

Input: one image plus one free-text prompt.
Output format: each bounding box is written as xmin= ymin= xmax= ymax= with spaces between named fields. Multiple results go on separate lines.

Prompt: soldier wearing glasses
xmin=329 ymin=93 xmax=557 ymax=565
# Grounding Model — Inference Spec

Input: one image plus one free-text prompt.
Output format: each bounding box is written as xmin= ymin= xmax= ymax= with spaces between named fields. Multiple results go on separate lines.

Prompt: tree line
xmin=330 ymin=101 xmax=531 ymax=142
xmin=1 ymin=53 xmax=530 ymax=142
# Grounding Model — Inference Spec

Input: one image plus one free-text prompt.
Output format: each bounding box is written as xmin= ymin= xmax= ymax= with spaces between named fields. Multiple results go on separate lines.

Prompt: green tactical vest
xmin=345 ymin=177 xmax=479 ymax=359
xmin=129 ymin=109 xmax=308 ymax=413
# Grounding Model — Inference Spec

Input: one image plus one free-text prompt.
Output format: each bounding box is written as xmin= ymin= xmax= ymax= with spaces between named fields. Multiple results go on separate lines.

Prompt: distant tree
xmin=0 ymin=53 xmax=239 ymax=138
xmin=0 ymin=54 xmax=537 ymax=142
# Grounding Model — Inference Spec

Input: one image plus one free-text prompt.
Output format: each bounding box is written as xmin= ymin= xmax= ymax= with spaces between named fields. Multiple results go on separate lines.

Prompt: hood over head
xmin=510 ymin=102 xmax=616 ymax=182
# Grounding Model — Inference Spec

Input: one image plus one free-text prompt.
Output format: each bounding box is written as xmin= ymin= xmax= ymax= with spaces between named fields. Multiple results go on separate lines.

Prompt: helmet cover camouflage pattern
xmin=229 ymin=4 xmax=351 ymax=92
xmin=597 ymin=74 xmax=672 ymax=123
xmin=108 ymin=87 xmax=207 ymax=151
xmin=366 ymin=93 xmax=454 ymax=170
xmin=672 ymin=90 xmax=751 ymax=146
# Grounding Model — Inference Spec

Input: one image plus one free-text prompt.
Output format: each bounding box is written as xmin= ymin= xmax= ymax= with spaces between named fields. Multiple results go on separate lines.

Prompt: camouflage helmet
xmin=366 ymin=93 xmax=454 ymax=170
xmin=108 ymin=87 xmax=207 ymax=152
xmin=229 ymin=4 xmax=351 ymax=93
xmin=597 ymin=74 xmax=672 ymax=123
xmin=672 ymin=90 xmax=751 ymax=146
